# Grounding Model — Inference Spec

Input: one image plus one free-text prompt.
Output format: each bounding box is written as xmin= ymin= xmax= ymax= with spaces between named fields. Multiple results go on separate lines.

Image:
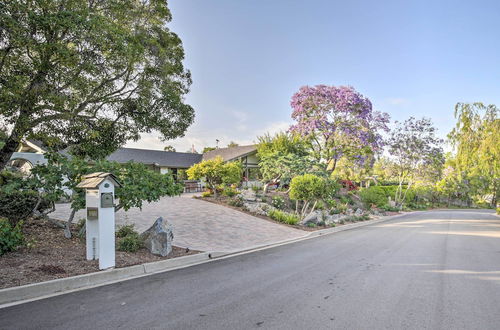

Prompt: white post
xmin=85 ymin=190 xmax=99 ymax=261
xmin=98 ymin=179 xmax=115 ymax=269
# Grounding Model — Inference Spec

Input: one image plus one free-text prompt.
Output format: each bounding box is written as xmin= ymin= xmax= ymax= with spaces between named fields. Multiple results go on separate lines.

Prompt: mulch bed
xmin=0 ymin=218 xmax=199 ymax=289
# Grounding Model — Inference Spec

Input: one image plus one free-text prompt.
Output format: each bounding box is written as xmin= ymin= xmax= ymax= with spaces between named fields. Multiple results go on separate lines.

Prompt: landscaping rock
xmin=324 ymin=214 xmax=341 ymax=226
xmin=355 ymin=208 xmax=364 ymax=216
xmin=243 ymin=202 xmax=273 ymax=216
xmin=140 ymin=217 xmax=174 ymax=257
xmin=241 ymin=189 xmax=257 ymax=202
xmin=300 ymin=210 xmax=324 ymax=226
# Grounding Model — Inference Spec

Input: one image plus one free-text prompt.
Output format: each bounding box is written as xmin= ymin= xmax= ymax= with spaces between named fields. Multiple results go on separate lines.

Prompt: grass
xmin=268 ymin=209 xmax=300 ymax=225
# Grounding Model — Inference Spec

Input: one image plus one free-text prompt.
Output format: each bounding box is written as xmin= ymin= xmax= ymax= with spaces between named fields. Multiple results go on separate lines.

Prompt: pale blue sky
xmin=127 ymin=0 xmax=500 ymax=152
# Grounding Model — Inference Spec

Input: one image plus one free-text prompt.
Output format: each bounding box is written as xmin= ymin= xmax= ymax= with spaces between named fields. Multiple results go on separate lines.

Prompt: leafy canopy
xmin=289 ymin=85 xmax=390 ymax=172
xmin=0 ymin=0 xmax=194 ymax=168
xmin=256 ymin=132 xmax=313 ymax=185
xmin=186 ymin=156 xmax=242 ymax=193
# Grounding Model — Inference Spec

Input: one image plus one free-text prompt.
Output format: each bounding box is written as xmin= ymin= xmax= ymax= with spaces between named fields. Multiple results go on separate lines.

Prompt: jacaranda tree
xmin=0 ymin=0 xmax=194 ymax=169
xmin=289 ymin=85 xmax=390 ymax=173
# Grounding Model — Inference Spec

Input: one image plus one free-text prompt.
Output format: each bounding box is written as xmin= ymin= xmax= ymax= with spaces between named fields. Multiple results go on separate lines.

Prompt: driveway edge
xmin=0 ymin=212 xmax=411 ymax=308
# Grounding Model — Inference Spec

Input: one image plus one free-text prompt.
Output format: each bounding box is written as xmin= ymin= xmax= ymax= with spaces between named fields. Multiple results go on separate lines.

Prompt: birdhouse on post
xmin=77 ymin=172 xmax=121 ymax=270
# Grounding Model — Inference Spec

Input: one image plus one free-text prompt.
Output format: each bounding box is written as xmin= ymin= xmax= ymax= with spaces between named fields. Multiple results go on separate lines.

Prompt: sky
xmin=126 ymin=0 xmax=500 ymax=152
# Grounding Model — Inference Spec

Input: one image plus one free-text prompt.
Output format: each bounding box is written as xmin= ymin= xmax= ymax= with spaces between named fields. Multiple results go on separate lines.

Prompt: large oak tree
xmin=0 ymin=0 xmax=194 ymax=168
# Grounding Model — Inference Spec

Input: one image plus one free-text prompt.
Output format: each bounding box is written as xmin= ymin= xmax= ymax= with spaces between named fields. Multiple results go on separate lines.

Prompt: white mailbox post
xmin=76 ymin=172 xmax=121 ymax=270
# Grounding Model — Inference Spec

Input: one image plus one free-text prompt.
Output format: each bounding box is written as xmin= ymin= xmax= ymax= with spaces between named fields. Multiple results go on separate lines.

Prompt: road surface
xmin=1 ymin=210 xmax=499 ymax=329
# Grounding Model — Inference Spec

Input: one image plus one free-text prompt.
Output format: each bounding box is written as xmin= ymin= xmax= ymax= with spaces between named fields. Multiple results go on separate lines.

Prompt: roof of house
xmin=202 ymin=145 xmax=257 ymax=162
xmin=106 ymin=148 xmax=202 ymax=168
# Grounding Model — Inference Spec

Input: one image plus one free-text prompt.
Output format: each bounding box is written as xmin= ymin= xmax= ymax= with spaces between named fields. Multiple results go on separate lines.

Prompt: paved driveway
xmin=51 ymin=195 xmax=306 ymax=252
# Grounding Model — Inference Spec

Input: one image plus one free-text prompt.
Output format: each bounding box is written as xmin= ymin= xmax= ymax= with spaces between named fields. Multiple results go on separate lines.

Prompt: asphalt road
xmin=1 ymin=210 xmax=500 ymax=330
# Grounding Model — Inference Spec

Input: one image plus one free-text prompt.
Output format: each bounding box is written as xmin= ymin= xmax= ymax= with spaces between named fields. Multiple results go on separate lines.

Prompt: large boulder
xmin=140 ymin=217 xmax=174 ymax=257
xmin=300 ymin=210 xmax=324 ymax=226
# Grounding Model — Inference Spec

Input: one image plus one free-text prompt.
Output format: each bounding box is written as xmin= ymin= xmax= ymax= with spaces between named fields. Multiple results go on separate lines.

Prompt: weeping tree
xmin=447 ymin=103 xmax=499 ymax=207
xmin=0 ymin=0 xmax=194 ymax=168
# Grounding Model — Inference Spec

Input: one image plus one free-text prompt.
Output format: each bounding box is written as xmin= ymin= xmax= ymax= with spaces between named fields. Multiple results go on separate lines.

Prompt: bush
xmin=290 ymin=174 xmax=326 ymax=202
xmin=0 ymin=190 xmax=44 ymax=225
xmin=222 ymin=187 xmax=239 ymax=197
xmin=0 ymin=218 xmax=24 ymax=255
xmin=201 ymin=191 xmax=212 ymax=198
xmin=116 ymin=224 xmax=137 ymax=238
xmin=228 ymin=196 xmax=244 ymax=207
xmin=271 ymin=196 xmax=286 ymax=210
xmin=381 ymin=205 xmax=400 ymax=212
xmin=268 ymin=209 xmax=299 ymax=225
xmin=117 ymin=234 xmax=142 ymax=253
xmin=359 ymin=186 xmax=387 ymax=208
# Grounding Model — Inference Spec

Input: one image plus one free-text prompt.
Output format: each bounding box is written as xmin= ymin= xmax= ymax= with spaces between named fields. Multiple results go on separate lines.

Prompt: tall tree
xmin=448 ymin=103 xmax=499 ymax=206
xmin=0 ymin=0 xmax=194 ymax=169
xmin=289 ymin=85 xmax=390 ymax=173
xmin=387 ymin=117 xmax=443 ymax=206
xmin=163 ymin=145 xmax=176 ymax=152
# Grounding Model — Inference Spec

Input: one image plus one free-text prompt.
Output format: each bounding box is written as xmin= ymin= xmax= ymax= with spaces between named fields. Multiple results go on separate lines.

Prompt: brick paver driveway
xmin=51 ymin=195 xmax=307 ymax=252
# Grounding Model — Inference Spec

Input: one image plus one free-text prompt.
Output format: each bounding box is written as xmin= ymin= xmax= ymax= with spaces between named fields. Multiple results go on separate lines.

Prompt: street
xmin=1 ymin=209 xmax=499 ymax=329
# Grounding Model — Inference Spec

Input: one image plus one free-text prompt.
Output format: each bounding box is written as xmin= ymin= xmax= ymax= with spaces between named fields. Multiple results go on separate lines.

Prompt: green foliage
xmin=116 ymin=225 xmax=141 ymax=252
xmin=202 ymin=147 xmax=216 ymax=153
xmin=0 ymin=218 xmax=24 ymax=255
xmin=187 ymin=157 xmax=242 ymax=194
xmin=381 ymin=205 xmax=400 ymax=212
xmin=251 ymin=185 xmax=261 ymax=193
xmin=0 ymin=0 xmax=194 ymax=168
xmin=201 ymin=191 xmax=212 ymax=198
xmin=359 ymin=186 xmax=388 ymax=208
xmin=30 ymin=153 xmax=183 ymax=216
xmin=307 ymin=223 xmax=317 ymax=228
xmin=447 ymin=103 xmax=499 ymax=206
xmin=268 ymin=209 xmax=299 ymax=225
xmin=257 ymin=132 xmax=313 ymax=186
xmin=0 ymin=190 xmax=49 ymax=225
xmin=497 ymin=208 xmax=500 ymax=215
xmin=271 ymin=196 xmax=286 ymax=210
xmin=222 ymin=187 xmax=239 ymax=197
xmin=228 ymin=196 xmax=244 ymax=207
xmin=117 ymin=234 xmax=142 ymax=253
xmin=289 ymin=174 xmax=326 ymax=203
xmin=116 ymin=225 xmax=137 ymax=239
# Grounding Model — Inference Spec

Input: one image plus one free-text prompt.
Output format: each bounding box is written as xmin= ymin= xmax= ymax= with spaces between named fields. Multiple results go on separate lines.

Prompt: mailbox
xmin=76 ymin=172 xmax=121 ymax=270
xmin=87 ymin=207 xmax=98 ymax=220
xmin=101 ymin=193 xmax=114 ymax=208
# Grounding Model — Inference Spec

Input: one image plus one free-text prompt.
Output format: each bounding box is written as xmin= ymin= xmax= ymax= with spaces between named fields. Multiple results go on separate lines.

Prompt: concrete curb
xmin=0 ymin=212 xmax=411 ymax=308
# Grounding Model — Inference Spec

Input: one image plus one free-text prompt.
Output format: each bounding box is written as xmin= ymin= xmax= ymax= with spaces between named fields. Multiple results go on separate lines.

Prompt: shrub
xmin=0 ymin=218 xmax=24 ymax=255
xmin=116 ymin=224 xmax=137 ymax=238
xmin=359 ymin=186 xmax=387 ymax=208
xmin=201 ymin=191 xmax=212 ymax=198
xmin=0 ymin=190 xmax=47 ymax=225
xmin=222 ymin=187 xmax=239 ymax=197
xmin=307 ymin=223 xmax=316 ymax=228
xmin=251 ymin=185 xmax=261 ymax=193
xmin=228 ymin=196 xmax=244 ymax=207
xmin=268 ymin=209 xmax=299 ymax=225
xmin=271 ymin=196 xmax=286 ymax=210
xmin=381 ymin=205 xmax=400 ymax=212
xmin=117 ymin=234 xmax=142 ymax=253
xmin=187 ymin=157 xmax=242 ymax=194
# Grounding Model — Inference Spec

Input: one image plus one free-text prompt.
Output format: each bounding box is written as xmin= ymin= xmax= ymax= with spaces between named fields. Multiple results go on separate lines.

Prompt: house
xmin=106 ymin=147 xmax=202 ymax=179
xmin=7 ymin=141 xmax=261 ymax=186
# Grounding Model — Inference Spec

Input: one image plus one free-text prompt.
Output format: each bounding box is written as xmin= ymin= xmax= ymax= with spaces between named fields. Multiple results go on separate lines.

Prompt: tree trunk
xmin=64 ymin=208 xmax=77 ymax=238
xmin=0 ymin=131 xmax=22 ymax=171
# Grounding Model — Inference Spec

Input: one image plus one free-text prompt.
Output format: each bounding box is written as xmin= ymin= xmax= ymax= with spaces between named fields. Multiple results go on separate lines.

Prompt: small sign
xmin=87 ymin=207 xmax=98 ymax=220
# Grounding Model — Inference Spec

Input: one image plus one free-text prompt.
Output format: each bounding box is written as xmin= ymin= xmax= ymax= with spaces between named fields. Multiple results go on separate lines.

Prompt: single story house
xmin=8 ymin=141 xmax=261 ymax=186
